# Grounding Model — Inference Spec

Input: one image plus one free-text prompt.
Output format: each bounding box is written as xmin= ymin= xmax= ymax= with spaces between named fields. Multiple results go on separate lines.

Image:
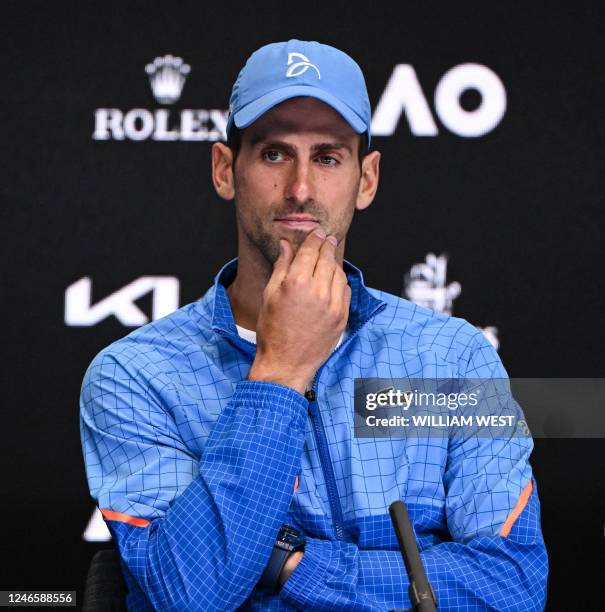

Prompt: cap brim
xmin=233 ymin=85 xmax=367 ymax=135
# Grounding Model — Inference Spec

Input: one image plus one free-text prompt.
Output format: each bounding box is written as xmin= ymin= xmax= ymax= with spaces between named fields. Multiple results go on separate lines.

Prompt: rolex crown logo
xmin=145 ymin=55 xmax=191 ymax=105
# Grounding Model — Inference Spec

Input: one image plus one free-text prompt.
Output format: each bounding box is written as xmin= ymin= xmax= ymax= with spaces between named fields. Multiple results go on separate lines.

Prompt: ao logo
xmin=372 ymin=63 xmax=507 ymax=137
xmin=286 ymin=52 xmax=321 ymax=79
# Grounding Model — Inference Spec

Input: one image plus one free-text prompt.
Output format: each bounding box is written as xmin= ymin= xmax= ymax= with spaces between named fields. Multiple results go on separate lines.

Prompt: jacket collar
xmin=209 ymin=257 xmax=385 ymax=339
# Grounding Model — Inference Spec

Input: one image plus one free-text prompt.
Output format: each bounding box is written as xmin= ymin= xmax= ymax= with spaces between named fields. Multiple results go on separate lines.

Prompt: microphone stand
xmin=388 ymin=500 xmax=437 ymax=611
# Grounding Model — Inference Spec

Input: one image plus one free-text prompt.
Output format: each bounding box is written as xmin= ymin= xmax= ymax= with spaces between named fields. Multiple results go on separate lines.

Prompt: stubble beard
xmin=247 ymin=223 xmax=282 ymax=265
xmin=241 ymin=200 xmax=332 ymax=266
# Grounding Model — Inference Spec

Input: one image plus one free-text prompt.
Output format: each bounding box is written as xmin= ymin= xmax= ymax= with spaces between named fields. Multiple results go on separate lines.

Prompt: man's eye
xmin=317 ymin=155 xmax=338 ymax=166
xmin=263 ymin=150 xmax=285 ymax=162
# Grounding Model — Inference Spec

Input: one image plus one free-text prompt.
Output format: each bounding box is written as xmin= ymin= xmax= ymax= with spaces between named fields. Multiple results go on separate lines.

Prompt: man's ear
xmin=212 ymin=142 xmax=235 ymax=201
xmin=356 ymin=150 xmax=381 ymax=211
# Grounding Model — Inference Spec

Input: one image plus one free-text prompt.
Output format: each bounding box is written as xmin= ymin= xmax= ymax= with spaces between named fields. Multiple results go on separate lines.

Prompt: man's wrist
xmin=259 ymin=525 xmax=306 ymax=592
xmin=247 ymin=361 xmax=309 ymax=395
xmin=278 ymin=551 xmax=304 ymax=586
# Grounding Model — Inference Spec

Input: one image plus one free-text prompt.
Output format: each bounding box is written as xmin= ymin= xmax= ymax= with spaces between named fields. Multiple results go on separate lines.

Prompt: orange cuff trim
xmin=293 ymin=474 xmax=299 ymax=493
xmin=100 ymin=508 xmax=151 ymax=528
xmin=499 ymin=479 xmax=533 ymax=537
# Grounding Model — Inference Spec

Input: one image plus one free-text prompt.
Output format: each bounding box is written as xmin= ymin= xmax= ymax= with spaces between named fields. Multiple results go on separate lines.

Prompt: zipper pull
xmin=305 ymin=389 xmax=318 ymax=416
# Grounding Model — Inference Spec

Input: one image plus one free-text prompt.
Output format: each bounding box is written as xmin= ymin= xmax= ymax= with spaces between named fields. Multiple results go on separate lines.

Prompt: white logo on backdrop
xmin=372 ymin=63 xmax=506 ymax=137
xmin=93 ymin=54 xmax=227 ymax=141
xmin=65 ymin=277 xmax=179 ymax=326
xmin=83 ymin=508 xmax=111 ymax=542
xmin=404 ymin=253 xmax=499 ymax=349
xmin=405 ymin=253 xmax=461 ymax=314
xmin=145 ymin=54 xmax=191 ymax=104
xmin=286 ymin=52 xmax=321 ymax=79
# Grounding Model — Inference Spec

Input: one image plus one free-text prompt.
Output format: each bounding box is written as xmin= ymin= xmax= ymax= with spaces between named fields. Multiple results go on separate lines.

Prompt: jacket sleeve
xmin=80 ymin=348 xmax=308 ymax=612
xmin=278 ymin=332 xmax=548 ymax=611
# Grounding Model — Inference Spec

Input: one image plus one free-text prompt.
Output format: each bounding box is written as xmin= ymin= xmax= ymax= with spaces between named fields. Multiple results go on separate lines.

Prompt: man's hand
xmin=247 ymin=228 xmax=351 ymax=394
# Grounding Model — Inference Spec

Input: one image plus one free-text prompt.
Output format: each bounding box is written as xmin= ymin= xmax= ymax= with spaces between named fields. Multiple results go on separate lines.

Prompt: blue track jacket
xmin=80 ymin=259 xmax=548 ymax=611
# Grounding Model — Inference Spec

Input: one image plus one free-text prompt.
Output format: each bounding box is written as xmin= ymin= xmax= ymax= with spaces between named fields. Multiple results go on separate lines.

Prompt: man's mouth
xmin=274 ymin=215 xmax=320 ymax=231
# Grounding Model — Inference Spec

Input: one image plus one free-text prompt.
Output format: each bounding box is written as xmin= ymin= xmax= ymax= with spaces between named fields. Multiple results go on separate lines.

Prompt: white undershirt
xmin=236 ymin=325 xmax=347 ymax=351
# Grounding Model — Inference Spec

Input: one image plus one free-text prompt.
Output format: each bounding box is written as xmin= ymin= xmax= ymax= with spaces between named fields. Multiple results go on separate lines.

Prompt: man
xmin=81 ymin=40 xmax=548 ymax=610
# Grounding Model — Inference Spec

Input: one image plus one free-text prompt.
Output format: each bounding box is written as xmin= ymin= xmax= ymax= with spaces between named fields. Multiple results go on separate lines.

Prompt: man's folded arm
xmin=278 ymin=486 xmax=547 ymax=611
xmin=80 ymin=348 xmax=308 ymax=612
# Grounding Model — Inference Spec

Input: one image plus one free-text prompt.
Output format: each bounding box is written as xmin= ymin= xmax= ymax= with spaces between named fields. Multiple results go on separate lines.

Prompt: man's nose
xmin=284 ymin=159 xmax=313 ymax=204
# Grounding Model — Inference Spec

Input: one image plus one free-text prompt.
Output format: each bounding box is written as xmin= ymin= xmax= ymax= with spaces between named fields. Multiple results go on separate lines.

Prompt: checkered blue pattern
xmin=80 ymin=258 xmax=548 ymax=611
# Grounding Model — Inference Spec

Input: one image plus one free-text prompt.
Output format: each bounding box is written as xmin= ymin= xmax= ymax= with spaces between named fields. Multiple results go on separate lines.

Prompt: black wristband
xmin=258 ymin=525 xmax=305 ymax=592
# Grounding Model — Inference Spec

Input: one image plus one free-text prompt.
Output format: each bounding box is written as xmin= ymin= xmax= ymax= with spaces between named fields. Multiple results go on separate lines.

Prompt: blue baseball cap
xmin=226 ymin=39 xmax=371 ymax=147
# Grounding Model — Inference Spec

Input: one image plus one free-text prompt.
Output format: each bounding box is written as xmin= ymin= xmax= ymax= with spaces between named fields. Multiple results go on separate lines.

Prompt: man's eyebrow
xmin=251 ymin=139 xmax=298 ymax=155
xmin=311 ymin=142 xmax=352 ymax=155
xmin=249 ymin=132 xmax=273 ymax=147
xmin=249 ymin=136 xmax=352 ymax=155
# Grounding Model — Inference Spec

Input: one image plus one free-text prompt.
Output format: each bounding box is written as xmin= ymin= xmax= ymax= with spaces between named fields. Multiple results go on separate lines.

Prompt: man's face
xmin=231 ymin=97 xmax=365 ymax=264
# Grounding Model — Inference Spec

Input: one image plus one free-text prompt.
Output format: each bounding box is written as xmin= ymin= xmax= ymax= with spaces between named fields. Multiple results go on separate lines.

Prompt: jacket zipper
xmin=302 ymin=307 xmax=386 ymax=541
xmin=305 ymin=384 xmax=346 ymax=540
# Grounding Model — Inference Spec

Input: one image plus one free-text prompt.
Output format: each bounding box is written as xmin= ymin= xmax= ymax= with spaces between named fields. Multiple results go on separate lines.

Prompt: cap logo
xmin=286 ymin=52 xmax=321 ymax=79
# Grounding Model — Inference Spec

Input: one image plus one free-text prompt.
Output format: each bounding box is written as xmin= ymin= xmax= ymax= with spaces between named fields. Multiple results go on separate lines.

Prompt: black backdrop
xmin=2 ymin=2 xmax=604 ymax=609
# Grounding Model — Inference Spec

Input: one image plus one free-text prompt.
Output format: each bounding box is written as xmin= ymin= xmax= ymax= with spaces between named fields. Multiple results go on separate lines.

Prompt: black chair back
xmin=82 ymin=549 xmax=127 ymax=611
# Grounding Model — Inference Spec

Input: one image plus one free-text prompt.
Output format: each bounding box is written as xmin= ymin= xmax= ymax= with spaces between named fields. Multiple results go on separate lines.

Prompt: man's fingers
xmin=313 ymin=235 xmax=338 ymax=285
xmin=288 ymin=228 xmax=326 ymax=279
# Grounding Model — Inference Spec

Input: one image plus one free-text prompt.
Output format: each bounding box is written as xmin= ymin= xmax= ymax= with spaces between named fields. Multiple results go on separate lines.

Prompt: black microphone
xmin=388 ymin=500 xmax=437 ymax=612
